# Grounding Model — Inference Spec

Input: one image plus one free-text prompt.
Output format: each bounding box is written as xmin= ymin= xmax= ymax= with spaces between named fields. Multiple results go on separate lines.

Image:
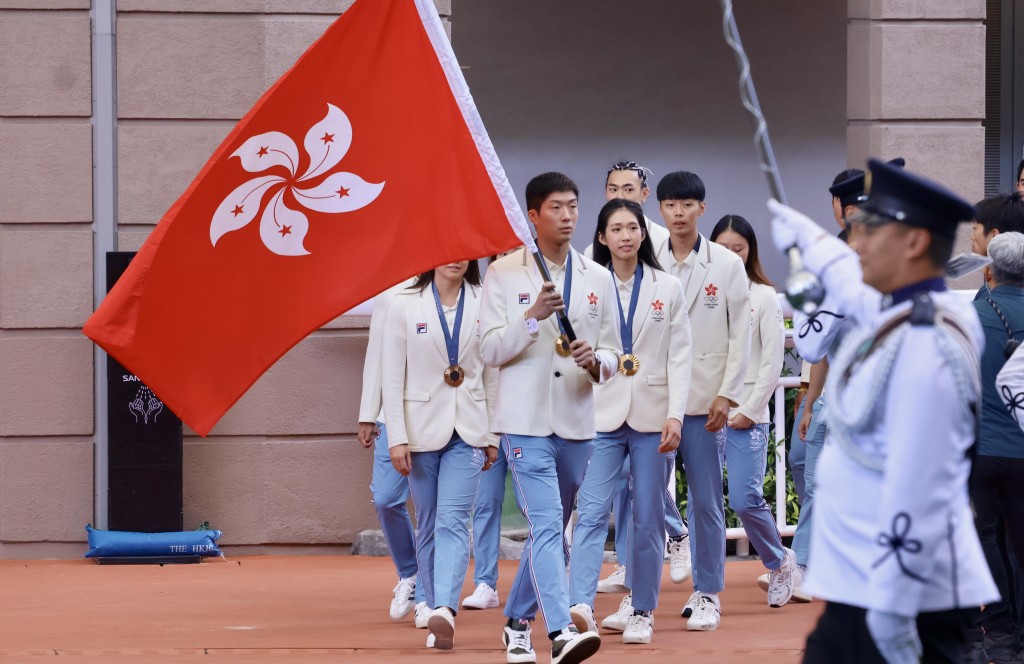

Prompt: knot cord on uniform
xmin=798 ymin=309 xmax=844 ymax=338
xmin=872 ymin=512 xmax=927 ymax=584
xmin=1001 ymin=384 xmax=1024 ymax=424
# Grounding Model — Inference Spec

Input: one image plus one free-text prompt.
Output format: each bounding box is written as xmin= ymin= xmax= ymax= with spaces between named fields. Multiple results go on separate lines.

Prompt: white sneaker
xmin=427 ymin=607 xmax=455 ymax=651
xmin=767 ymin=547 xmax=797 ymax=608
xmin=414 ymin=601 xmax=430 ymax=629
xmin=600 ymin=594 xmax=633 ymax=632
xmin=389 ymin=577 xmax=416 ymax=621
xmin=596 ymin=564 xmax=627 ymax=593
xmin=622 ymin=613 xmax=653 ymax=644
xmin=680 ymin=590 xmax=700 ymax=618
xmin=503 ymin=619 xmax=536 ymax=664
xmin=426 ymin=633 xmax=435 ymax=648
xmin=550 ymin=626 xmax=601 ymax=664
xmin=667 ymin=536 xmax=692 ymax=584
xmin=462 ymin=582 xmax=500 ymax=610
xmin=569 ymin=603 xmax=598 ymax=634
xmin=686 ymin=594 xmax=721 ymax=631
xmin=757 ymin=565 xmax=812 ymax=603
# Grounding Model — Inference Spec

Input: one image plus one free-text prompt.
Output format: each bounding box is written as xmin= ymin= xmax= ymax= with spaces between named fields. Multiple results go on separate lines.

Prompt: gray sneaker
xmin=767 ymin=547 xmax=797 ymax=608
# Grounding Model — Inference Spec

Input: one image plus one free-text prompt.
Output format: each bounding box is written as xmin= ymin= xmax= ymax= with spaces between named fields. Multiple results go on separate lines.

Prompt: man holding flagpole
xmin=479 ymin=172 xmax=620 ymax=664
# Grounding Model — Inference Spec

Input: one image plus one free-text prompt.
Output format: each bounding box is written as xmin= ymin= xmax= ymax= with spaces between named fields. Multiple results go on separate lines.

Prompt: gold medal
xmin=618 ymin=353 xmax=640 ymax=376
xmin=555 ymin=334 xmax=571 ymax=357
xmin=444 ymin=365 xmax=465 ymax=387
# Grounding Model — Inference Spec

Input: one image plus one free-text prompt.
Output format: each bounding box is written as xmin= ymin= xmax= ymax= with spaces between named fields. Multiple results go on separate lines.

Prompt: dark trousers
xmin=803 ymin=602 xmax=976 ymax=664
xmin=970 ymin=455 xmax=1024 ymax=660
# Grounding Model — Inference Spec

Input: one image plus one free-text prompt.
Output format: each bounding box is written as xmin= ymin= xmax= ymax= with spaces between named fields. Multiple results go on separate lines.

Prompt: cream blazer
xmin=734 ymin=282 xmax=785 ymax=424
xmin=594 ymin=267 xmax=691 ymax=433
xmin=381 ymin=283 xmax=497 ymax=451
xmin=479 ymin=247 xmax=622 ymax=440
xmin=655 ymin=234 xmax=751 ymax=416
xmin=357 ymin=279 xmax=415 ymax=424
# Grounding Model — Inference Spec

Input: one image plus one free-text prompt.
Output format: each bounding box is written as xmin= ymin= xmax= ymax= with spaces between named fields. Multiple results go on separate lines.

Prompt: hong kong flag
xmin=83 ymin=0 xmax=533 ymax=436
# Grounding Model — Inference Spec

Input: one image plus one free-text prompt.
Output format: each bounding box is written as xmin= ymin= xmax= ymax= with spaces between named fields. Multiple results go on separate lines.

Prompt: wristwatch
xmin=523 ymin=311 xmax=539 ymax=335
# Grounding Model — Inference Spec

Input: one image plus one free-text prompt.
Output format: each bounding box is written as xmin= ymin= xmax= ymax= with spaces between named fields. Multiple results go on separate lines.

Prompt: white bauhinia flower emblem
xmin=210 ymin=104 xmax=385 ymax=256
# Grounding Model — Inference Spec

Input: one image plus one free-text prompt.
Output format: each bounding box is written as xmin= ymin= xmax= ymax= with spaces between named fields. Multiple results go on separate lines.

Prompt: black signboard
xmin=106 ymin=252 xmax=184 ymax=532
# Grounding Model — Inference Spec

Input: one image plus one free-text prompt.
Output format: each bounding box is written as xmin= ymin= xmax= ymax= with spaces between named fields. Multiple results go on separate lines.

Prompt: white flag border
xmin=413 ymin=0 xmax=537 ymax=254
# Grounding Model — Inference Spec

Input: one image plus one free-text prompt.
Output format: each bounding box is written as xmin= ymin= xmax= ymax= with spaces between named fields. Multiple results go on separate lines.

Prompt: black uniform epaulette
xmin=909 ymin=292 xmax=935 ymax=327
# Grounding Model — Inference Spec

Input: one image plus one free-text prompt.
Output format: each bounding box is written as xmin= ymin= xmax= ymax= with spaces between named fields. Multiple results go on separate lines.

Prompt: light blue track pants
xmin=569 ymin=425 xmax=671 ymax=612
xmin=407 ymin=434 xmax=484 ymax=611
xmin=789 ymin=399 xmax=807 ymax=505
xmin=613 ymin=454 xmax=687 ymax=564
xmin=469 ymin=450 xmax=507 ymax=588
xmin=502 ymin=434 xmax=594 ymax=631
xmin=371 ymin=424 xmax=424 ymax=602
xmin=680 ymin=415 xmax=726 ymax=594
xmin=722 ymin=422 xmax=785 ymax=569
xmin=792 ymin=395 xmax=826 ymax=568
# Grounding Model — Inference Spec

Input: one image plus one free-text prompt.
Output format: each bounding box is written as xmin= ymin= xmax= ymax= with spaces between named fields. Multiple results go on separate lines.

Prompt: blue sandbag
xmin=84 ymin=525 xmax=223 ymax=558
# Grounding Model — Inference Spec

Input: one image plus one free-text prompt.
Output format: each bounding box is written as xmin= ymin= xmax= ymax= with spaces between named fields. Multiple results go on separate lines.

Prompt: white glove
xmin=866 ymin=609 xmax=922 ymax=664
xmin=767 ymin=198 xmax=829 ymax=254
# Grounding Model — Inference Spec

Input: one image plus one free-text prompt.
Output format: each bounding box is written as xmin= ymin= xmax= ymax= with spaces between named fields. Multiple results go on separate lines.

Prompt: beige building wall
xmin=846 ymin=0 xmax=987 ymax=266
xmin=0 ymin=0 xmax=988 ymax=557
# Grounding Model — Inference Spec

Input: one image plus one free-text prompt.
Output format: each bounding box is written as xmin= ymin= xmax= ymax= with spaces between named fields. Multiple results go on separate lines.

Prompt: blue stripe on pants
xmin=407 ymin=435 xmax=484 ymax=611
xmin=570 ymin=424 xmax=670 ymax=612
xmin=502 ymin=434 xmax=593 ymax=629
xmin=371 ymin=424 xmax=422 ymax=601
xmin=680 ymin=415 xmax=726 ymax=594
xmin=723 ymin=422 xmax=785 ymax=569
xmin=470 ymin=449 xmax=507 ymax=588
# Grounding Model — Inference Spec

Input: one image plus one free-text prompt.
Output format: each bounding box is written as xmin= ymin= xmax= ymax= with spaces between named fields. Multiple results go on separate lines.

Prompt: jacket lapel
xmin=418 ymin=289 xmax=450 ymax=362
xmin=457 ymin=284 xmax=478 ymax=360
xmin=633 ymin=266 xmax=658 ymax=340
xmin=566 ymin=247 xmax=587 ymax=325
xmin=684 ymin=235 xmax=710 ymax=313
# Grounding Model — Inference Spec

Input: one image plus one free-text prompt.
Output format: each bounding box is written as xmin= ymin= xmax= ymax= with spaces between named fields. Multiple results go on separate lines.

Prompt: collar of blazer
xmin=520 ymin=245 xmax=588 ymax=330
xmin=410 ymin=283 xmax=479 ymax=362
xmin=628 ymin=264 xmax=662 ymax=342
xmin=680 ymin=233 xmax=712 ymax=312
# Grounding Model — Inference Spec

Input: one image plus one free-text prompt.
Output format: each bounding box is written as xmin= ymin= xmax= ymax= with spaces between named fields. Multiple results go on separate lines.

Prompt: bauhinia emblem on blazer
xmin=704 ymin=283 xmax=719 ymax=308
xmin=651 ymin=299 xmax=665 ymax=322
xmin=587 ymin=291 xmax=599 ymax=318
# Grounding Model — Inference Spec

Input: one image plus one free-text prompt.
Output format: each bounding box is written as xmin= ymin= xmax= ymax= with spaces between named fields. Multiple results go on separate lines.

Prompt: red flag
xmin=83 ymin=0 xmax=532 ymax=436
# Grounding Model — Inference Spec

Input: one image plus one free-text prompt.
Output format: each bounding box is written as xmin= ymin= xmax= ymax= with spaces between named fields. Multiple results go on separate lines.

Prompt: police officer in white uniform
xmin=770 ymin=158 xmax=998 ymax=664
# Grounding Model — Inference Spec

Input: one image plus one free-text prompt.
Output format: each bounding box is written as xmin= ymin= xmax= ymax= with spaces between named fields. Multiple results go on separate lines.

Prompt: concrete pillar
xmin=846 ymin=0 xmax=986 ymax=264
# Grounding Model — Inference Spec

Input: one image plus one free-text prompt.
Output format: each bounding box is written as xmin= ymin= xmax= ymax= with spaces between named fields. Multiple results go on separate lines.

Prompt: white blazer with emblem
xmin=479 ymin=246 xmax=622 ymax=440
xmin=594 ymin=266 xmax=691 ymax=433
xmin=734 ymin=282 xmax=785 ymax=424
xmin=381 ymin=282 xmax=497 ymax=452
xmin=655 ymin=234 xmax=751 ymax=416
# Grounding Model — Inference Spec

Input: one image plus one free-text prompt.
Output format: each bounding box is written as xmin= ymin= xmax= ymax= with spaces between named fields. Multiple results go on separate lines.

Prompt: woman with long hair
xmin=709 ymin=214 xmax=796 ymax=606
xmin=381 ymin=260 xmax=498 ymax=651
xmin=567 ymin=198 xmax=691 ymax=645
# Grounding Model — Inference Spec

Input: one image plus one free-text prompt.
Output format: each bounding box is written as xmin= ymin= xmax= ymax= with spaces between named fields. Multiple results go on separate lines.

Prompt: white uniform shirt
xmin=798 ymin=232 xmax=998 ymax=616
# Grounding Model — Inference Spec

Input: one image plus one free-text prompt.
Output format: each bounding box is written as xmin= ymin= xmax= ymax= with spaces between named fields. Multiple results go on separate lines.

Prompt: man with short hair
xmin=479 ymin=172 xmax=620 ymax=664
xmin=771 ymin=159 xmax=999 ymax=663
xmin=652 ymin=170 xmax=752 ymax=631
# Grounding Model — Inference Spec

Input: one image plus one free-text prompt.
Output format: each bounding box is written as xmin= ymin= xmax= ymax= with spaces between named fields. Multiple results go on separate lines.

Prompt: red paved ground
xmin=0 ymin=556 xmax=821 ymax=662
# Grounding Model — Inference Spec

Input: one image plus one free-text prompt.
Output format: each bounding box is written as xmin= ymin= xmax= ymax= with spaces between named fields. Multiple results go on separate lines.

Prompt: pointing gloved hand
xmin=767 ymin=199 xmax=829 ymax=254
xmin=866 ymin=609 xmax=922 ymax=664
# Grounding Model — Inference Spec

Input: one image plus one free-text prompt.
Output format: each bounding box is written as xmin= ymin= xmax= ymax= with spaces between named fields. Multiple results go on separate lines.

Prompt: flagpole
xmin=717 ymin=0 xmax=823 ymax=314
xmin=529 ymin=240 xmax=577 ymax=342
